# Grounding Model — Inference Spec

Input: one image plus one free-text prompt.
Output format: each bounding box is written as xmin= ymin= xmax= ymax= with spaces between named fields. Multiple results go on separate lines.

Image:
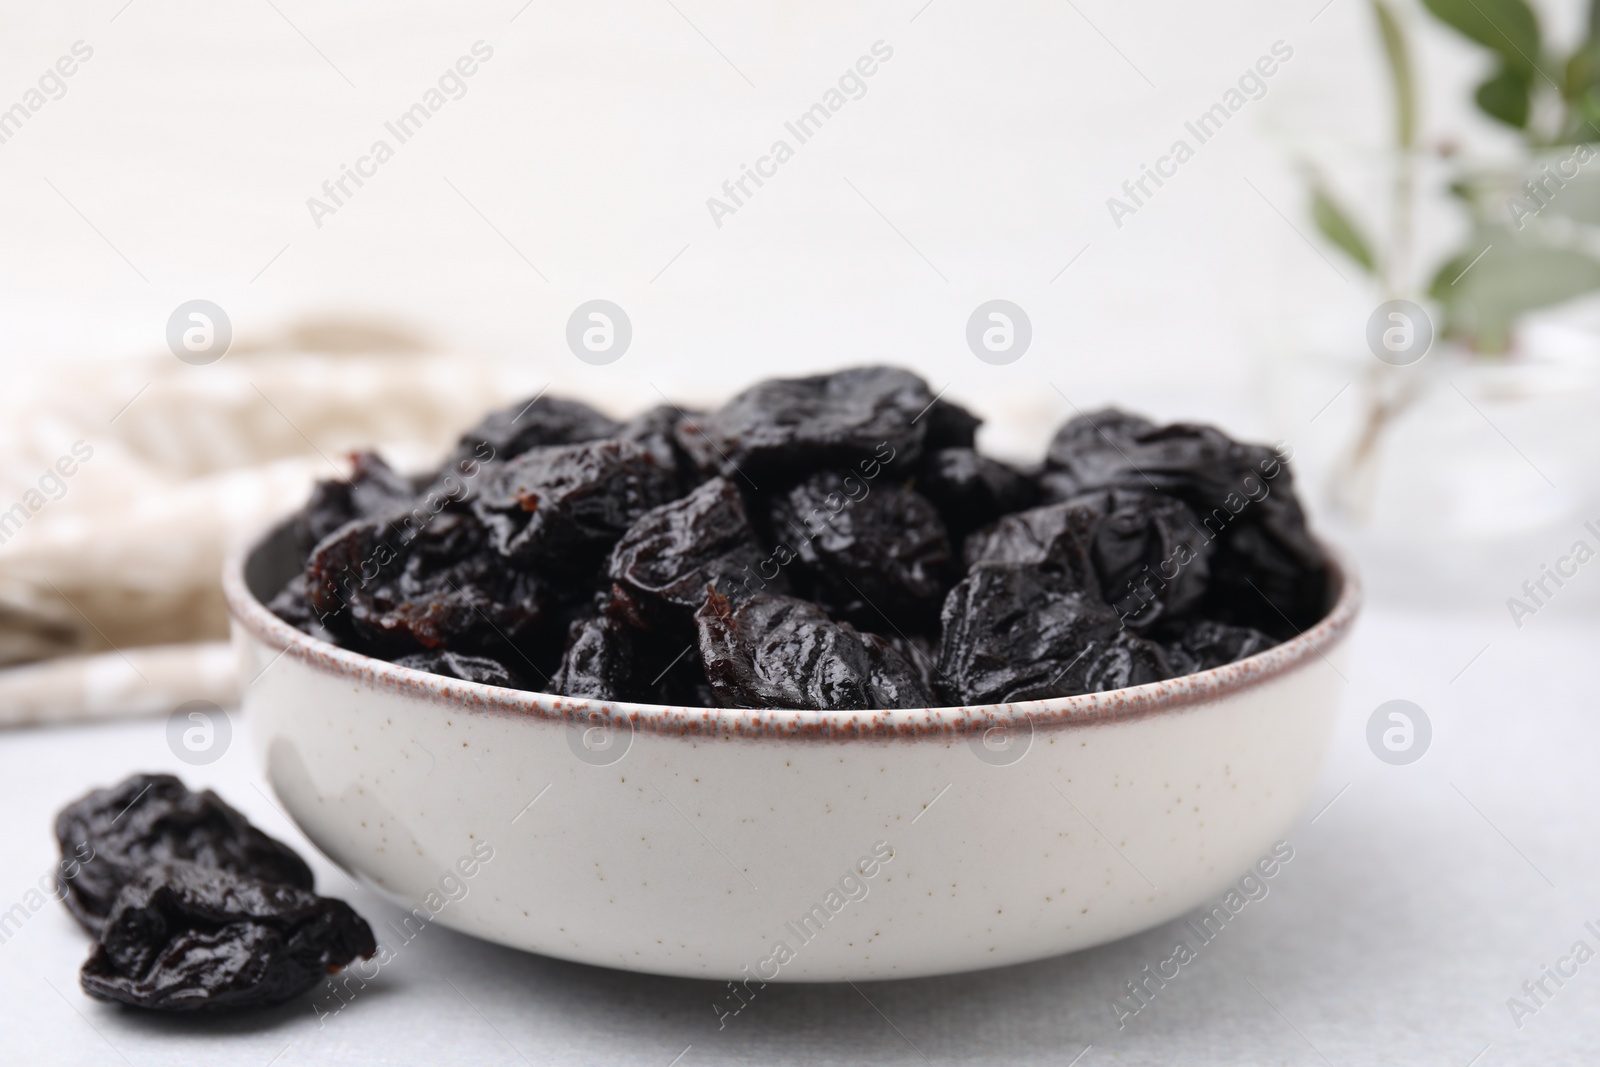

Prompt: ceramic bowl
xmin=226 ymin=519 xmax=1360 ymax=982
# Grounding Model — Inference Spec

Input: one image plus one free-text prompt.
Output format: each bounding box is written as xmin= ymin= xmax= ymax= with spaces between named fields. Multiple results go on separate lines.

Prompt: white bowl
xmin=227 ymin=519 xmax=1360 ymax=982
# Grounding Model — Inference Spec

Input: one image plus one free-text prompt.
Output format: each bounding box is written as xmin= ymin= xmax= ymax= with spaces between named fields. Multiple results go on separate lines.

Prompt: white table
xmin=1 ymin=602 xmax=1593 ymax=1065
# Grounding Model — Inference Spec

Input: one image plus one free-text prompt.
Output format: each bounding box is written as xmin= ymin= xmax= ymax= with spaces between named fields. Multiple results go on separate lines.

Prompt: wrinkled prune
xmin=394 ymin=649 xmax=523 ymax=688
xmin=474 ymin=440 xmax=677 ymax=570
xmin=606 ymin=477 xmax=779 ymax=629
xmin=294 ymin=451 xmax=416 ymax=557
xmin=858 ymin=632 xmax=936 ymax=708
xmin=550 ymin=614 xmax=638 ymax=701
xmin=675 ymin=366 xmax=932 ymax=480
xmin=695 ymin=590 xmax=933 ymax=710
xmin=963 ymin=501 xmax=1103 ymax=594
xmin=936 ymin=564 xmax=1171 ymax=704
xmin=915 ymin=447 xmax=1037 ymax=541
xmin=1042 ymin=409 xmax=1329 ymax=632
xmin=449 ymin=394 xmax=620 ymax=466
xmin=1157 ymin=618 xmax=1276 ymax=676
xmin=55 ymin=775 xmax=313 ymax=936
xmin=81 ymin=861 xmax=374 ymax=1012
xmin=307 ymin=510 xmax=550 ymax=663
xmin=920 ymin=398 xmax=982 ymax=450
xmin=617 ymin=404 xmax=697 ymax=491
xmin=768 ymin=471 xmax=953 ymax=631
xmin=696 ymin=590 xmax=875 ymax=710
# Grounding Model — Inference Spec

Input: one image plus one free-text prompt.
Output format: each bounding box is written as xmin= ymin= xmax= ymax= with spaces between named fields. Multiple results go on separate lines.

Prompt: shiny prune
xmin=1157 ymin=617 xmax=1276 ymax=675
xmin=674 ymin=366 xmax=933 ymax=480
xmin=915 ymin=447 xmax=1037 ymax=541
xmin=1042 ymin=409 xmax=1329 ymax=633
xmin=695 ymin=590 xmax=931 ymax=710
xmin=606 ymin=477 xmax=780 ymax=628
xmin=80 ymin=861 xmax=374 ymax=1012
xmin=307 ymin=510 xmax=549 ymax=663
xmin=55 ymin=774 xmax=313 ymax=936
xmin=448 ymin=394 xmax=620 ymax=465
xmin=768 ymin=471 xmax=953 ymax=632
xmin=294 ymin=451 xmax=415 ymax=557
xmin=474 ymin=440 xmax=678 ymax=570
xmin=936 ymin=564 xmax=1171 ymax=704
xmin=550 ymin=614 xmax=637 ymax=701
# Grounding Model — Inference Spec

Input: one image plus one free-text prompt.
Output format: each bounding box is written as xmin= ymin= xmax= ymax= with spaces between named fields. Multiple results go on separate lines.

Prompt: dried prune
xmin=1075 ymin=489 xmax=1210 ymax=631
xmin=936 ymin=564 xmax=1171 ymax=704
xmin=448 ymin=394 xmax=620 ymax=466
xmin=294 ymin=451 xmax=416 ymax=557
xmin=1042 ymin=409 xmax=1329 ymax=633
xmin=81 ymin=861 xmax=374 ymax=1012
xmin=858 ymin=632 xmax=936 ymax=708
xmin=55 ymin=774 xmax=313 ymax=936
xmin=307 ymin=510 xmax=550 ymax=664
xmin=617 ymin=404 xmax=698 ymax=491
xmin=675 ymin=366 xmax=933 ymax=480
xmin=550 ymin=615 xmax=638 ymax=701
xmin=914 ymin=447 xmax=1037 ymax=541
xmin=394 ymin=650 xmax=523 ymax=688
xmin=474 ymin=440 xmax=677 ymax=570
xmin=1157 ymin=618 xmax=1276 ymax=675
xmin=768 ymin=471 xmax=954 ymax=632
xmin=920 ymin=398 xmax=982 ymax=450
xmin=606 ymin=477 xmax=780 ymax=629
xmin=696 ymin=590 xmax=875 ymax=710
xmin=963 ymin=501 xmax=1102 ymax=594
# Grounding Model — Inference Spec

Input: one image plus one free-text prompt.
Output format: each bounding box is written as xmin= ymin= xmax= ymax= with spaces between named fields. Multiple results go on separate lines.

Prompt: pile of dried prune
xmin=269 ymin=367 xmax=1332 ymax=709
xmin=56 ymin=774 xmax=374 ymax=1011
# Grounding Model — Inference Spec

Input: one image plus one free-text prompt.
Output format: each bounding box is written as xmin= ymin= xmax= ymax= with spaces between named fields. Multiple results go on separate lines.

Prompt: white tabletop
xmin=1 ymin=601 xmax=1593 ymax=1066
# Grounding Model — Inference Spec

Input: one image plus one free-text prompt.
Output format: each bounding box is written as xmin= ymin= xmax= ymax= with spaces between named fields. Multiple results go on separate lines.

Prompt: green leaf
xmin=1372 ymin=0 xmax=1416 ymax=148
xmin=1429 ymin=231 xmax=1600 ymax=351
xmin=1310 ymin=186 xmax=1376 ymax=273
xmin=1421 ymin=0 xmax=1541 ymax=78
xmin=1476 ymin=64 xmax=1531 ymax=127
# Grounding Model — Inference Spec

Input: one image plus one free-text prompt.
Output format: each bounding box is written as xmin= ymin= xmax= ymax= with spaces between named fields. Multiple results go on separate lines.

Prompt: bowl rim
xmin=224 ymin=519 xmax=1361 ymax=741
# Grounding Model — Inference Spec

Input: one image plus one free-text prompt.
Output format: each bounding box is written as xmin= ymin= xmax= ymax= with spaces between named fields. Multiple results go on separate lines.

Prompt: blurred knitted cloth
xmin=0 ymin=320 xmax=532 ymax=722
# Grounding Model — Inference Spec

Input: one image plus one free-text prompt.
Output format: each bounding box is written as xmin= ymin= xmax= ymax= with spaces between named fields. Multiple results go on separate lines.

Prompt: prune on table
xmin=1157 ymin=618 xmax=1276 ymax=676
xmin=935 ymin=564 xmax=1171 ymax=705
xmin=473 ymin=440 xmax=678 ymax=570
xmin=1042 ymin=410 xmax=1329 ymax=633
xmin=55 ymin=774 xmax=313 ymax=936
xmin=307 ymin=510 xmax=550 ymax=663
xmin=393 ymin=650 xmax=523 ymax=688
xmin=674 ymin=366 xmax=935 ymax=480
xmin=768 ymin=471 xmax=954 ymax=632
xmin=606 ymin=477 xmax=781 ymax=630
xmin=914 ymin=447 xmax=1037 ymax=541
xmin=448 ymin=394 xmax=620 ymax=466
xmin=294 ymin=451 xmax=416 ymax=557
xmin=80 ymin=861 xmax=375 ymax=1012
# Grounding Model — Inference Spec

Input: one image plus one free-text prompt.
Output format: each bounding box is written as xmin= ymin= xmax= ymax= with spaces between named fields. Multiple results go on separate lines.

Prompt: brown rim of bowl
xmin=224 ymin=525 xmax=1361 ymax=742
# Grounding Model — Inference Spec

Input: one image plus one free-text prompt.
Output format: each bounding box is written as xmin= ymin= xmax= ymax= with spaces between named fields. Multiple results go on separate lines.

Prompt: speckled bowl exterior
xmin=227 ymin=519 xmax=1360 ymax=982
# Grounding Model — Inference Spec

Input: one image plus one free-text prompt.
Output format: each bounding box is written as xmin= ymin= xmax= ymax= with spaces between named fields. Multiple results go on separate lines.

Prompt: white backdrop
xmin=2 ymin=0 xmax=1562 ymax=445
